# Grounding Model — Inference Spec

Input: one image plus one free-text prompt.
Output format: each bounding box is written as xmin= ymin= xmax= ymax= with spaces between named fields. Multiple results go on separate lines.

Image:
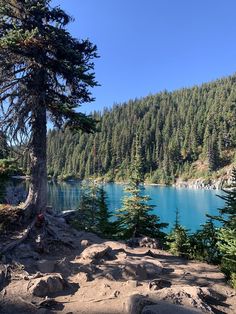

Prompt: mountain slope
xmin=45 ymin=74 xmax=236 ymax=183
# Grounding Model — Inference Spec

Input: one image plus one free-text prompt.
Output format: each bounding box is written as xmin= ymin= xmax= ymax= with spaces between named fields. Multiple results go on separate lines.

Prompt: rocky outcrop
xmin=28 ymin=274 xmax=67 ymax=297
xmin=175 ymin=176 xmax=232 ymax=190
xmin=148 ymin=286 xmax=213 ymax=313
xmin=80 ymin=243 xmax=112 ymax=260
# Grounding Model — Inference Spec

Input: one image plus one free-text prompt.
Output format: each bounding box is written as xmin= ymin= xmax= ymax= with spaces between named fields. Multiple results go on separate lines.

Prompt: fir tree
xmin=189 ymin=219 xmax=220 ymax=263
xmin=72 ymin=181 xmax=112 ymax=237
xmin=208 ymin=168 xmax=236 ymax=287
xmin=72 ymin=181 xmax=98 ymax=233
xmin=0 ymin=0 xmax=98 ymax=217
xmin=116 ymin=137 xmax=168 ymax=239
xmin=97 ymin=185 xmax=112 ymax=237
xmin=166 ymin=209 xmax=190 ymax=257
xmin=208 ymin=168 xmax=236 ymax=228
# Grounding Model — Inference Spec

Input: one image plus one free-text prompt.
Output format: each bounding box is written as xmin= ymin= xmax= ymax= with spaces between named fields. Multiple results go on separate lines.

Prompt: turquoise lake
xmin=47 ymin=182 xmax=225 ymax=232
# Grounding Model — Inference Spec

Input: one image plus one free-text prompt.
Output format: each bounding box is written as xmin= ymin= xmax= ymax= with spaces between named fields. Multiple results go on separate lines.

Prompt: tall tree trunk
xmin=24 ymin=104 xmax=47 ymax=219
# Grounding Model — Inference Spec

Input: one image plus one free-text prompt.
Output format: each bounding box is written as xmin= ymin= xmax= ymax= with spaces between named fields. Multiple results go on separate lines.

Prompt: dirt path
xmin=0 ymin=218 xmax=235 ymax=314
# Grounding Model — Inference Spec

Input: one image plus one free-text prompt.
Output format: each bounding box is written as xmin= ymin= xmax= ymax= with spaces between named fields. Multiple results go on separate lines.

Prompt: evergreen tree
xmin=97 ymin=185 xmax=112 ymax=237
xmin=207 ymin=131 xmax=220 ymax=172
xmin=208 ymin=168 xmax=236 ymax=228
xmin=72 ymin=181 xmax=112 ymax=237
xmin=72 ymin=181 xmax=98 ymax=233
xmin=216 ymin=169 xmax=236 ymax=286
xmin=116 ymin=137 xmax=168 ymax=239
xmin=189 ymin=219 xmax=220 ymax=263
xmin=45 ymin=75 xmax=236 ymax=183
xmin=166 ymin=209 xmax=190 ymax=257
xmin=0 ymin=0 xmax=98 ymax=217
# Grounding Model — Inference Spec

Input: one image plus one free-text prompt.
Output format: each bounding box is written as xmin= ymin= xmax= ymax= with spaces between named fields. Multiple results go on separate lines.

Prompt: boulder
xmin=28 ymin=274 xmax=66 ymax=297
xmin=125 ymin=294 xmax=154 ymax=314
xmin=144 ymin=261 xmax=163 ymax=279
xmin=126 ymin=280 xmax=139 ymax=288
xmin=80 ymin=244 xmax=111 ymax=260
xmin=148 ymin=286 xmax=213 ymax=313
xmin=148 ymin=279 xmax=171 ymax=290
xmin=122 ymin=264 xmax=147 ymax=280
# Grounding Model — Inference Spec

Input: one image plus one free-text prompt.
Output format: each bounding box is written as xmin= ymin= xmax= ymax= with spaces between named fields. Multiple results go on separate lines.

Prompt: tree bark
xmin=24 ymin=103 xmax=47 ymax=218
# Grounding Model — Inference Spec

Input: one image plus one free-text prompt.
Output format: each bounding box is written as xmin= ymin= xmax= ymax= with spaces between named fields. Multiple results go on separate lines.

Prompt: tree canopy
xmin=46 ymin=75 xmax=236 ymax=183
xmin=0 ymin=0 xmax=98 ymax=215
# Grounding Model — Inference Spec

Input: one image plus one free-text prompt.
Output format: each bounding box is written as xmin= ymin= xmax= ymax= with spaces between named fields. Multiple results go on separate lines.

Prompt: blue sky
xmin=52 ymin=0 xmax=236 ymax=113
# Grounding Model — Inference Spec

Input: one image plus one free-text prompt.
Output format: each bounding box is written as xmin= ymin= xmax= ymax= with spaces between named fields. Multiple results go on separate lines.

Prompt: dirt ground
xmin=0 ymin=215 xmax=235 ymax=314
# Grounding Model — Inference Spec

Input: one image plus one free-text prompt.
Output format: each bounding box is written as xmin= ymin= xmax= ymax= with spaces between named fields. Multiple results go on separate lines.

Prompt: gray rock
xmin=142 ymin=302 xmax=203 ymax=314
xmin=29 ymin=274 xmax=66 ymax=297
xmin=122 ymin=264 xmax=147 ymax=280
xmin=144 ymin=262 xmax=163 ymax=279
xmin=148 ymin=286 xmax=213 ymax=313
xmin=126 ymin=280 xmax=139 ymax=288
xmin=80 ymin=244 xmax=111 ymax=260
xmin=81 ymin=239 xmax=91 ymax=248
xmin=148 ymin=279 xmax=171 ymax=290
xmin=125 ymin=294 xmax=154 ymax=314
xmin=36 ymin=260 xmax=55 ymax=273
xmin=139 ymin=237 xmax=160 ymax=249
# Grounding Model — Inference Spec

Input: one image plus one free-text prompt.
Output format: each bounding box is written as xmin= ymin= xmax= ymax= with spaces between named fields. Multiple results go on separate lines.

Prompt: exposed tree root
xmin=0 ymin=210 xmax=78 ymax=257
xmin=0 ymin=217 xmax=37 ymax=255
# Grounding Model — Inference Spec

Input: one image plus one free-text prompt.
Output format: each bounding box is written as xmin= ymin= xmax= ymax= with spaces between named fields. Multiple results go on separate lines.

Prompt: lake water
xmin=48 ymin=181 xmax=225 ymax=232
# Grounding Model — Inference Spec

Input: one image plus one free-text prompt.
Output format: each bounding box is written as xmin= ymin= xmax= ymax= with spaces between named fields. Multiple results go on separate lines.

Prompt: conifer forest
xmin=43 ymin=75 xmax=236 ymax=183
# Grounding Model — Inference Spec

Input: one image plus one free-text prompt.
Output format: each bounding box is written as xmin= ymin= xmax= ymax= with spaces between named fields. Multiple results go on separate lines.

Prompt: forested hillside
xmin=45 ymin=75 xmax=236 ymax=183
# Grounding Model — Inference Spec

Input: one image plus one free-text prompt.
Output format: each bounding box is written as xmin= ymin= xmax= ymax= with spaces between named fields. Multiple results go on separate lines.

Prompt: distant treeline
xmin=20 ymin=75 xmax=236 ymax=183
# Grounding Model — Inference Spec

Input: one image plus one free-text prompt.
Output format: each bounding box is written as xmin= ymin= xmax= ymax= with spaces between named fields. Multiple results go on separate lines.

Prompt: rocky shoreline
xmin=174 ymin=175 xmax=233 ymax=190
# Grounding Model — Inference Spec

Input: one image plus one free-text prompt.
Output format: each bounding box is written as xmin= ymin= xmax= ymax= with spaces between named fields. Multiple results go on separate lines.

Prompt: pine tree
xmin=72 ymin=181 xmax=98 ymax=233
xmin=208 ymin=168 xmax=236 ymax=228
xmin=72 ymin=181 xmax=112 ymax=236
xmin=0 ymin=0 xmax=98 ymax=217
xmin=116 ymin=137 xmax=168 ymax=239
xmin=219 ymin=168 xmax=236 ymax=283
xmin=166 ymin=209 xmax=190 ymax=257
xmin=207 ymin=129 xmax=220 ymax=172
xmin=208 ymin=168 xmax=236 ymax=287
xmin=97 ymin=186 xmax=112 ymax=237
xmin=189 ymin=219 xmax=220 ymax=263
xmin=45 ymin=75 xmax=236 ymax=182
